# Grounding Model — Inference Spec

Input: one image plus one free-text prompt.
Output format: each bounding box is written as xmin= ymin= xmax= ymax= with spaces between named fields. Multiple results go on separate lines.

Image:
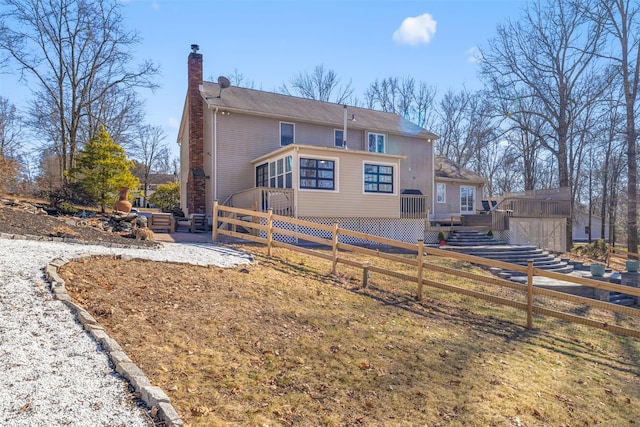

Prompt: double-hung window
xmin=364 ymin=163 xmax=394 ymax=193
xmin=334 ymin=129 xmax=345 ymax=148
xmin=367 ymin=132 xmax=385 ymax=153
xmin=280 ymin=122 xmax=294 ymax=146
xmin=300 ymin=158 xmax=335 ymax=190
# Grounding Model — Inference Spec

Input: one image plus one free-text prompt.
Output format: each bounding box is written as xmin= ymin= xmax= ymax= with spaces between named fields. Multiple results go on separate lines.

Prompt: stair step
xmin=440 ymin=230 xmax=574 ymax=275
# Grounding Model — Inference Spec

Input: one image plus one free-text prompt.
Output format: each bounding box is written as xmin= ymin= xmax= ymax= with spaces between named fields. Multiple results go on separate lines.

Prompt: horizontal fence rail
xmin=212 ymin=201 xmax=640 ymax=339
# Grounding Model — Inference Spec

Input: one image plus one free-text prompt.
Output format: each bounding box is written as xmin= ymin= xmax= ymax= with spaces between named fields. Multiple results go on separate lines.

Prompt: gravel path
xmin=0 ymin=238 xmax=253 ymax=426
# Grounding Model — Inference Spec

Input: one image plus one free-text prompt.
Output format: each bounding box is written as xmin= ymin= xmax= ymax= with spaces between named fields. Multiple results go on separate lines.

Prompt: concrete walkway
xmin=152 ymin=230 xmax=213 ymax=244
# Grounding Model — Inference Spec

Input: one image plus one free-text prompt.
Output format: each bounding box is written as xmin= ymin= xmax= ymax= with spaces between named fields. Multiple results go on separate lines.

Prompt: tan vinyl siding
xmin=213 ymin=112 xmax=369 ymax=204
xmin=433 ymin=181 xmax=460 ymax=216
xmin=432 ymin=182 xmax=479 ymax=216
xmin=202 ymin=107 xmax=214 ymax=215
xmin=389 ymin=134 xmax=434 ymax=200
xmin=205 ymin=107 xmax=429 ymax=219
xmin=215 ymin=112 xmax=281 ymax=203
xmin=178 ymin=110 xmax=190 ymax=213
xmin=296 ymin=148 xmax=400 ymax=218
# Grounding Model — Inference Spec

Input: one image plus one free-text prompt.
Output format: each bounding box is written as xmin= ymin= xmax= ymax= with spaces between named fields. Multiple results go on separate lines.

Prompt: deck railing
xmin=490 ymin=197 xmax=571 ymax=231
xmin=500 ymin=198 xmax=571 ymax=218
xmin=400 ymin=195 xmax=430 ymax=219
xmin=229 ymin=187 xmax=295 ymax=217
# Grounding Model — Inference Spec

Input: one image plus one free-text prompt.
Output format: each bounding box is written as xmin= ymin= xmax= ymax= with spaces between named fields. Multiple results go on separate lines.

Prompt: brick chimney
xmin=187 ymin=44 xmax=206 ymax=214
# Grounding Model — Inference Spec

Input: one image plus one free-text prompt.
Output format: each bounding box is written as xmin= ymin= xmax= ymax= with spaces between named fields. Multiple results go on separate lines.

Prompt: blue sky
xmin=1 ymin=0 xmax=527 ymax=158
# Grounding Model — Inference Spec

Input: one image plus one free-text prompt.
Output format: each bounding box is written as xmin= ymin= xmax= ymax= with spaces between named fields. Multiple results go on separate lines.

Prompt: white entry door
xmin=460 ymin=186 xmax=475 ymax=214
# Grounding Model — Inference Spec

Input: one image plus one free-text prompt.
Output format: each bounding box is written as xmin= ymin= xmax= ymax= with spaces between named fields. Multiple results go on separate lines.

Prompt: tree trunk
xmin=626 ymin=102 xmax=638 ymax=256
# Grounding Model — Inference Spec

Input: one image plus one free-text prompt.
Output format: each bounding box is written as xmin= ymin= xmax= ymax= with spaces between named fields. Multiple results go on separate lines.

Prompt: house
xmin=573 ymin=207 xmax=610 ymax=242
xmin=432 ymin=156 xmax=486 ymax=224
xmin=132 ymin=172 xmax=177 ymax=208
xmin=177 ymin=45 xmax=483 ymax=243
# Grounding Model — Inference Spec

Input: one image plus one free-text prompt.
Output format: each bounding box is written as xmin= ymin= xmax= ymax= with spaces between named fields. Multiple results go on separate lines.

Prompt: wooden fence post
xmin=332 ymin=222 xmax=339 ymax=275
xmin=212 ymin=200 xmax=219 ymax=242
xmin=362 ymin=262 xmax=370 ymax=288
xmin=417 ymin=240 xmax=424 ymax=300
xmin=267 ymin=208 xmax=274 ymax=257
xmin=526 ymin=259 xmax=534 ymax=329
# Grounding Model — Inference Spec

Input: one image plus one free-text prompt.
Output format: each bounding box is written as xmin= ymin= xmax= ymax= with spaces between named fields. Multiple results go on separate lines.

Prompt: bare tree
xmin=480 ymin=0 xmax=610 ymax=250
xmin=207 ymin=69 xmax=256 ymax=89
xmin=588 ymin=0 xmax=640 ymax=254
xmin=0 ymin=97 xmax=21 ymax=159
xmin=365 ymin=76 xmax=438 ymax=129
xmin=0 ymin=0 xmax=159 ymax=181
xmin=84 ymin=84 xmax=146 ymax=150
xmin=434 ymin=88 xmax=498 ymax=173
xmin=131 ymin=125 xmax=168 ymax=207
xmin=280 ymin=65 xmax=353 ymax=104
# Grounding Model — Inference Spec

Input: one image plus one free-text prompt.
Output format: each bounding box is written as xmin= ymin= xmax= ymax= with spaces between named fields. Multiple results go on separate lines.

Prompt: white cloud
xmin=167 ymin=117 xmax=179 ymax=129
xmin=392 ymin=13 xmax=437 ymax=46
xmin=466 ymin=46 xmax=482 ymax=64
xmin=152 ymin=1 xmax=160 ymax=10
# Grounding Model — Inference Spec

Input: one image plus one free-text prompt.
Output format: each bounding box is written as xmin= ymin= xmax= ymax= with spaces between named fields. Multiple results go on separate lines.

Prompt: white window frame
xmin=280 ymin=122 xmax=294 ymax=146
xmin=362 ymin=161 xmax=397 ymax=195
xmin=367 ymin=132 xmax=386 ymax=153
xmin=299 ymin=155 xmax=339 ymax=192
xmin=334 ymin=129 xmax=345 ymax=148
xmin=268 ymin=155 xmax=293 ymax=189
xmin=436 ymin=183 xmax=446 ymax=203
xmin=460 ymin=186 xmax=475 ymax=214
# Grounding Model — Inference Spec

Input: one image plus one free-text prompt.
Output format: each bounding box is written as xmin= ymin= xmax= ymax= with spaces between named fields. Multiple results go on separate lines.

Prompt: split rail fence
xmin=213 ymin=202 xmax=640 ymax=339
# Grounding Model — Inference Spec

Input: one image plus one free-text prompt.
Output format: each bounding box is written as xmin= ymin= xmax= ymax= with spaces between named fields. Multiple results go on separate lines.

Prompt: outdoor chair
xmin=174 ymin=213 xmax=207 ymax=233
xmin=148 ymin=212 xmax=175 ymax=233
xmin=190 ymin=213 xmax=208 ymax=233
xmin=480 ymin=200 xmax=491 ymax=214
xmin=174 ymin=215 xmax=193 ymax=233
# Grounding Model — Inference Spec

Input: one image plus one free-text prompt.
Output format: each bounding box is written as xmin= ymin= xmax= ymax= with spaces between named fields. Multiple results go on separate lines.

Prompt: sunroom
xmin=226 ymin=144 xmax=429 ymax=220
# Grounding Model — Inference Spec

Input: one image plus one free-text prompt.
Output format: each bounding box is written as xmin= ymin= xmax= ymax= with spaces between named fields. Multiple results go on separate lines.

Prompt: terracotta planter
xmin=113 ymin=187 xmax=132 ymax=213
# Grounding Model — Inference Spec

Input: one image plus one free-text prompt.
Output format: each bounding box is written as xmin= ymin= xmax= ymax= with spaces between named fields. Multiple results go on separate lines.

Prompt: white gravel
xmin=0 ymin=238 xmax=253 ymax=426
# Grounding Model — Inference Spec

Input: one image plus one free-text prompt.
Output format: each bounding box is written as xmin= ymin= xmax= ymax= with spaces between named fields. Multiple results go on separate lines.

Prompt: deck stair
xmin=442 ymin=231 xmax=574 ymax=277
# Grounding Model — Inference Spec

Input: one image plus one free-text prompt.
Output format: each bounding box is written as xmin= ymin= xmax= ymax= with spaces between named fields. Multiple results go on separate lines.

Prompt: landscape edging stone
xmin=43 ymin=251 xmax=185 ymax=427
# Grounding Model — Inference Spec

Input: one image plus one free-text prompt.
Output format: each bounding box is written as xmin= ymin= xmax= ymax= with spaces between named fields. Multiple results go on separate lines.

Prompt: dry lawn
xmin=59 ymin=244 xmax=640 ymax=427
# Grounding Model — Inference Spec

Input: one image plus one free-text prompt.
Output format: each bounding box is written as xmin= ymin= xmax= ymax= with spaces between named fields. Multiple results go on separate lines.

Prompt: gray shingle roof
xmin=435 ymin=156 xmax=486 ymax=184
xmin=201 ymin=82 xmax=438 ymax=140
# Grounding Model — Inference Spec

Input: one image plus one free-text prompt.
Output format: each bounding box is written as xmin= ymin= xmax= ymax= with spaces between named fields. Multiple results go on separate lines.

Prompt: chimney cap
xmin=190 ymin=44 xmax=199 ymax=53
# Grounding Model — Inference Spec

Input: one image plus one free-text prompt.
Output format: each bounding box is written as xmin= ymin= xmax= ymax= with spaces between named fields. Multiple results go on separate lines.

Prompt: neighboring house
xmin=177 ymin=46 xmax=478 ymax=242
xmin=132 ymin=173 xmax=176 ymax=208
xmin=573 ymin=207 xmax=609 ymax=242
xmin=432 ymin=156 xmax=486 ymax=223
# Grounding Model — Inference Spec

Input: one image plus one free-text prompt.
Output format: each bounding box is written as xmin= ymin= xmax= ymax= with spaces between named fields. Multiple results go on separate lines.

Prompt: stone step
xmin=442 ymin=230 xmax=573 ymax=275
xmin=446 ymin=244 xmax=540 ymax=252
xmin=508 ymin=263 xmax=574 ymax=276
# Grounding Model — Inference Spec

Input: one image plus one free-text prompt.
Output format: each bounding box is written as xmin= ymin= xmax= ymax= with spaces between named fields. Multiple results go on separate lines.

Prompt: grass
xmin=59 ymin=244 xmax=640 ymax=427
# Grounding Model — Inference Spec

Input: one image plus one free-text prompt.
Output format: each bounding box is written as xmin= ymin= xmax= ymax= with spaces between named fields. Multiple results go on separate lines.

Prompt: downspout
xmin=294 ymin=145 xmax=299 ymax=218
xmin=213 ymin=107 xmax=218 ymax=202
xmin=343 ymin=105 xmax=348 ymax=148
xmin=431 ymin=143 xmax=435 ymax=219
